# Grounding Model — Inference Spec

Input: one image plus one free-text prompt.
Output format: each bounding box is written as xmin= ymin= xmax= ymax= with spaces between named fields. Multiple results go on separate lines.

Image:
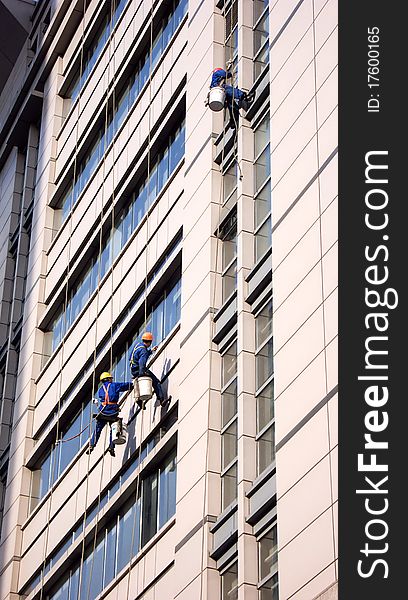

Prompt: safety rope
xmin=199 ymin=2 xmax=236 ymax=598
xmin=39 ymin=1 xmax=87 ymax=597
xmin=124 ymin=7 xmax=156 ymax=598
xmin=82 ymin=1 xmax=120 ymax=597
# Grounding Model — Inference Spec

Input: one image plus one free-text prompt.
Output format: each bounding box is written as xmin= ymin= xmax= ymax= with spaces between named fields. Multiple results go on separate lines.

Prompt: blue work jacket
xmin=210 ymin=68 xmax=232 ymax=88
xmin=129 ymin=342 xmax=152 ymax=377
xmin=97 ymin=381 xmax=132 ymax=415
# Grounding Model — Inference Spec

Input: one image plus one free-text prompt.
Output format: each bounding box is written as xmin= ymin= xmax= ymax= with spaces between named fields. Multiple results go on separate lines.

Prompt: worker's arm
xmin=138 ymin=348 xmax=149 ymax=374
xmin=117 ymin=382 xmax=133 ymax=392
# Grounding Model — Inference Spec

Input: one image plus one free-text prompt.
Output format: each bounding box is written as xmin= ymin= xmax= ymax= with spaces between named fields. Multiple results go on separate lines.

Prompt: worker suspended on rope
xmin=206 ymin=66 xmax=255 ymax=129
xmin=86 ymin=372 xmax=132 ymax=457
xmin=129 ymin=332 xmax=169 ymax=409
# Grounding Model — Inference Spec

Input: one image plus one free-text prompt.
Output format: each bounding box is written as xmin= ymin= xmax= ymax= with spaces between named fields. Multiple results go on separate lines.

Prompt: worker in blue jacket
xmin=209 ymin=67 xmax=254 ymax=128
xmin=129 ymin=332 xmax=167 ymax=408
xmin=87 ymin=372 xmax=132 ymax=457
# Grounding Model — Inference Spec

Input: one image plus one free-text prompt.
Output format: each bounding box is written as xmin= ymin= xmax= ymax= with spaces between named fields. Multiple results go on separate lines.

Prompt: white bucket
xmin=134 ymin=376 xmax=153 ymax=402
xmin=208 ymin=86 xmax=225 ymax=112
xmin=112 ymin=420 xmax=127 ymax=445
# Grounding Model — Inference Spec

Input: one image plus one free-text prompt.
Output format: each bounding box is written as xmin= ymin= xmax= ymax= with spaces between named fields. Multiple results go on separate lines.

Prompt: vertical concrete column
xmin=172 ymin=1 xmax=225 ymax=598
xmin=236 ymin=3 xmax=258 ymax=598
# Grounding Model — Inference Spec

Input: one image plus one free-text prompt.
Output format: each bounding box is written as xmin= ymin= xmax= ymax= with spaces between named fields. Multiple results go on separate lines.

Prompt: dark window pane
xmin=142 ymin=472 xmax=158 ymax=546
xmin=259 ymin=525 xmax=278 ymax=580
xmin=80 ymin=535 xmax=104 ymax=600
xmin=159 ymin=452 xmax=177 ymax=528
xmin=256 ymin=300 xmax=272 ymax=348
xmin=69 ymin=564 xmax=80 ymax=600
xmin=222 ymin=420 xmax=237 ymax=469
xmin=49 ymin=574 xmax=69 ymax=600
xmin=104 ymin=522 xmax=117 ymax=586
xmin=222 ymin=378 xmax=237 ymax=427
xmin=39 ymin=452 xmax=51 ymax=499
xmin=222 ymin=561 xmax=238 ymax=600
xmin=256 ymin=338 xmax=273 ymax=390
xmin=257 ymin=382 xmax=274 ymax=433
xmin=222 ymin=463 xmax=237 ymax=509
xmin=117 ymin=501 xmax=136 ymax=573
xmin=222 ymin=341 xmax=237 ymax=387
xmin=255 ymin=148 xmax=271 ymax=191
xmin=258 ymin=423 xmax=275 ymax=474
xmin=164 ymin=279 xmax=181 ymax=335
xmin=255 ymin=216 xmax=272 ymax=261
xmin=255 ymin=181 xmax=271 ymax=229
xmin=59 ymin=413 xmax=81 ymax=473
xmin=260 ymin=573 xmax=279 ymax=600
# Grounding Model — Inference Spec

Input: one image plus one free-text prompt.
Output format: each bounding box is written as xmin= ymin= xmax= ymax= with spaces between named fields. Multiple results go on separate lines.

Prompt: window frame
xmin=253 ymin=1 xmax=269 ymax=80
xmin=257 ymin=521 xmax=279 ymax=596
xmin=220 ymin=340 xmax=238 ymax=509
xmin=254 ymin=298 xmax=274 ymax=475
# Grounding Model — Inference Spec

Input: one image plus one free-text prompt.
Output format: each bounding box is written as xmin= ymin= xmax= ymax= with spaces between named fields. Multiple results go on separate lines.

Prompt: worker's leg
xmin=108 ymin=423 xmax=116 ymax=457
xmin=145 ymin=369 xmax=164 ymax=402
xmin=88 ymin=418 xmax=105 ymax=452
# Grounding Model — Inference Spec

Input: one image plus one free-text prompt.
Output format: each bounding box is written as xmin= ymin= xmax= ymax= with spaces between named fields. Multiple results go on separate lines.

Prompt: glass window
xmin=159 ymin=451 xmax=177 ymax=528
xmin=117 ymin=499 xmax=139 ymax=573
xmin=165 ymin=280 xmax=182 ymax=336
xmin=80 ymin=534 xmax=104 ymax=600
xmin=222 ymin=420 xmax=237 ymax=469
xmin=222 ymin=378 xmax=237 ymax=428
xmin=256 ymin=338 xmax=273 ymax=390
xmin=142 ymin=472 xmax=158 ymax=546
xmin=259 ymin=525 xmax=278 ymax=580
xmin=39 ymin=452 xmax=52 ymax=499
xmin=223 ymin=162 xmax=237 ymax=203
xmin=222 ymin=260 xmax=237 ymax=302
xmin=151 ymin=297 xmax=165 ymax=345
xmin=157 ymin=147 xmax=169 ymax=192
xmin=222 ymin=341 xmax=237 ymax=388
xmin=222 ymin=225 xmax=237 ymax=270
xmin=255 ymin=216 xmax=272 ymax=261
xmin=104 ymin=523 xmax=117 ymax=586
xmin=169 ymin=124 xmax=185 ymax=172
xmin=257 ymin=382 xmax=274 ymax=433
xmin=221 ymin=561 xmax=238 ymax=600
xmin=222 ymin=462 xmax=237 ymax=509
xmin=259 ymin=573 xmax=279 ymax=600
xmin=59 ymin=414 xmax=81 ymax=474
xmin=258 ymin=424 xmax=275 ymax=473
xmin=255 ymin=116 xmax=270 ymax=157
xmin=255 ymin=148 xmax=271 ymax=192
xmin=255 ymin=181 xmax=271 ymax=230
xmin=256 ymin=300 xmax=272 ymax=349
xmin=254 ymin=11 xmax=269 ymax=55
xmin=49 ymin=574 xmax=69 ymax=600
xmin=52 ymin=119 xmax=185 ymax=349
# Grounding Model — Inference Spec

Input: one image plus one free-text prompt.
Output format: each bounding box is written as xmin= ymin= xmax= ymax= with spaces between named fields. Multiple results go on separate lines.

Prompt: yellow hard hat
xmin=142 ymin=332 xmax=153 ymax=341
xmin=100 ymin=372 xmax=113 ymax=381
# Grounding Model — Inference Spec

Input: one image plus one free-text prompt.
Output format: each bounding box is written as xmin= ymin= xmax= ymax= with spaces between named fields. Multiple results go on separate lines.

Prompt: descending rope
xmin=39 ymin=1 xmax=87 ymax=597
xmin=124 ymin=8 xmax=156 ymax=598
xmin=198 ymin=3 xmax=231 ymax=598
xmin=81 ymin=2 xmax=120 ymax=598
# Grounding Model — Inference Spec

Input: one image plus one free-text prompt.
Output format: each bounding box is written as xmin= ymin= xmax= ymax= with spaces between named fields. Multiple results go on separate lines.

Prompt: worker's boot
xmin=108 ymin=446 xmax=116 ymax=457
xmin=136 ymin=398 xmax=147 ymax=410
xmin=241 ymin=90 xmax=255 ymax=112
xmin=86 ymin=444 xmax=94 ymax=455
xmin=160 ymin=395 xmax=172 ymax=407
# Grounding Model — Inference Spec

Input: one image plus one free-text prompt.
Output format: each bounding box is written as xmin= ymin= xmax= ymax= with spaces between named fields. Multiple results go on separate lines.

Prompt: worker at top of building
xmin=209 ymin=66 xmax=255 ymax=129
xmin=129 ymin=332 xmax=169 ymax=408
xmin=86 ymin=372 xmax=133 ymax=457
